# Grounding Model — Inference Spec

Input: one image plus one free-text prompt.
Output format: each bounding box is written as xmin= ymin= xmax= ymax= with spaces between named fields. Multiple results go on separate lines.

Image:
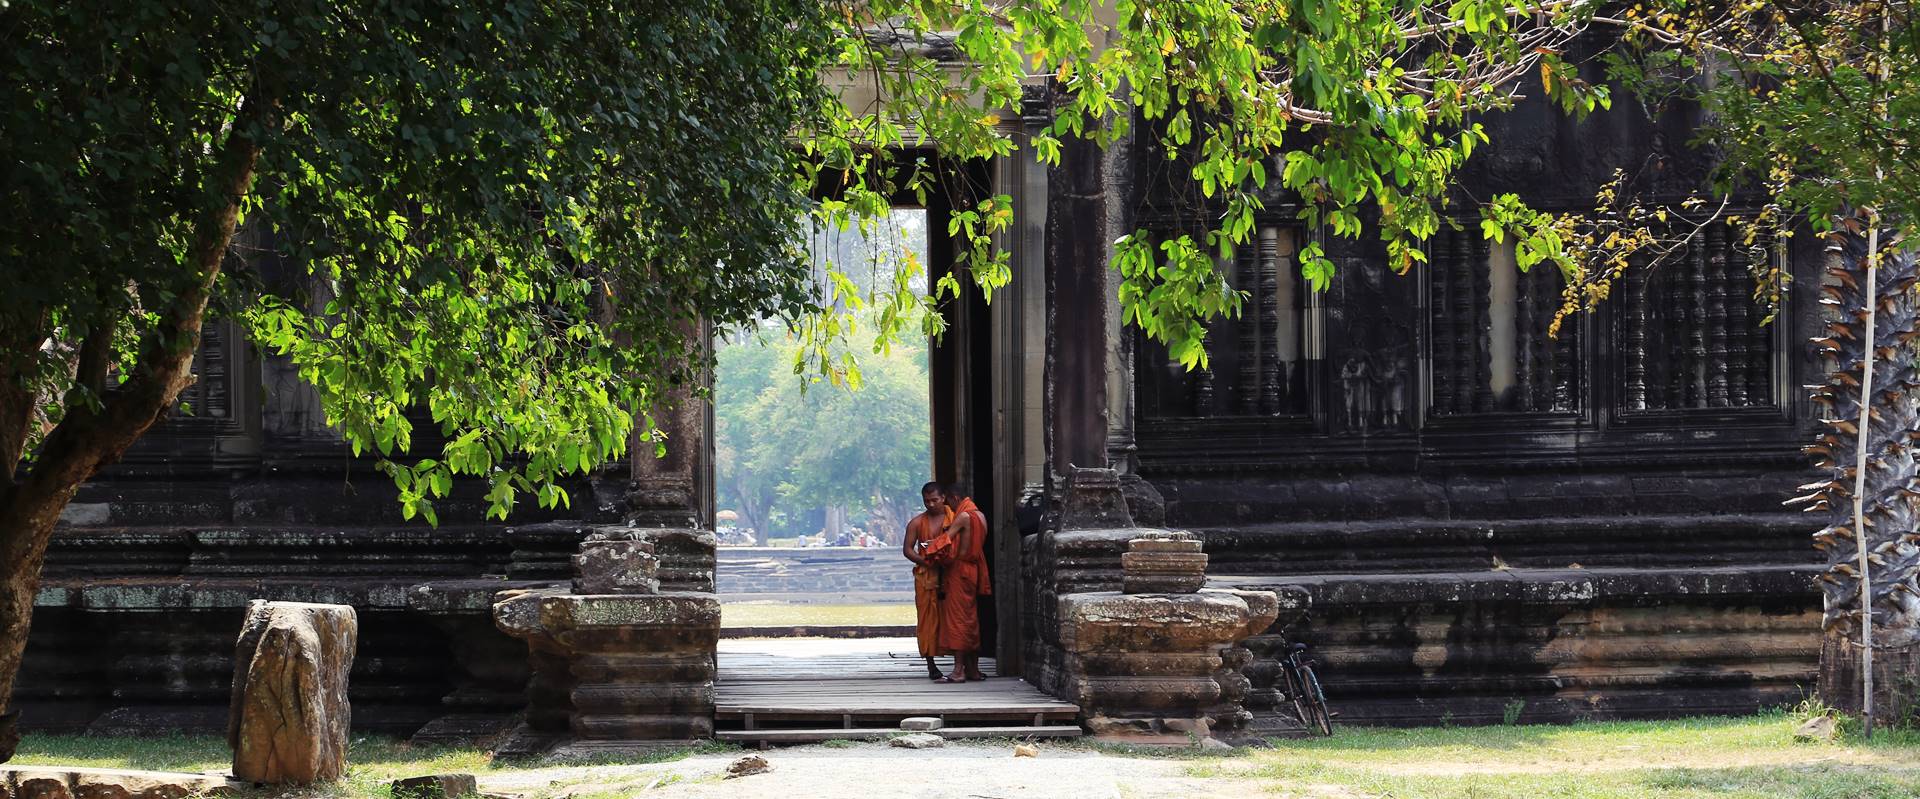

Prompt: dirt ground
xmin=480 ymin=741 xmax=1238 ymax=799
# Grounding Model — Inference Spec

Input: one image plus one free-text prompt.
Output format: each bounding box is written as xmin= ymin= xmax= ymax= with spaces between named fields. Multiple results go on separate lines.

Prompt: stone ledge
xmin=1209 ymin=564 xmax=1820 ymax=607
xmin=33 ymin=578 xmax=433 ymax=610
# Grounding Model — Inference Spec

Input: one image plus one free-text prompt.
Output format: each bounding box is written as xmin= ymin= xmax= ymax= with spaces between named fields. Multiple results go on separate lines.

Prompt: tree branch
xmin=10 ymin=91 xmax=269 ymax=521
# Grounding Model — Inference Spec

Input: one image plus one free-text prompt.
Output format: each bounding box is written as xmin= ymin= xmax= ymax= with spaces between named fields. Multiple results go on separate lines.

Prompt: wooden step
xmin=716 ymin=725 xmax=1083 ymax=743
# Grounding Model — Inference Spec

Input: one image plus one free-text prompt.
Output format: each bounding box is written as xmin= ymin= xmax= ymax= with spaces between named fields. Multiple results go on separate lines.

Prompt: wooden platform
xmin=714 ymin=637 xmax=1081 ymax=743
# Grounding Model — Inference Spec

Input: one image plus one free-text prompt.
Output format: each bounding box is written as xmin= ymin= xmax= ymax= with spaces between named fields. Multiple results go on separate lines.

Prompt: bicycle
xmin=1279 ymin=641 xmax=1333 ymax=736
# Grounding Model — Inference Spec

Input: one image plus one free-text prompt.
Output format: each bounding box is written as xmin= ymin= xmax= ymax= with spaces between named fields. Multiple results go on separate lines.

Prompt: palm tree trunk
xmin=1801 ymin=232 xmax=1920 ymax=727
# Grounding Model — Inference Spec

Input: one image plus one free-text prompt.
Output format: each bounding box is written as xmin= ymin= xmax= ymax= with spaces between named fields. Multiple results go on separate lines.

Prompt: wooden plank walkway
xmin=714 ymin=637 xmax=1081 ymax=741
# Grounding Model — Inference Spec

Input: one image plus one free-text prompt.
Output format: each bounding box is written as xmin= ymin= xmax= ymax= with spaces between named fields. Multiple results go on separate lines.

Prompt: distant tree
xmin=715 ymin=330 xmax=794 ymax=544
xmin=716 ymin=326 xmax=930 ymax=546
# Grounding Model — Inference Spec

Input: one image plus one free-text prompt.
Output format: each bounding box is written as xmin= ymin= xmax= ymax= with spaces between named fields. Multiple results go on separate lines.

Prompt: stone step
xmin=44 ymin=524 xmax=513 ymax=579
xmin=1192 ymin=514 xmax=1816 ymax=575
xmin=715 ymin=725 xmax=1082 ymax=743
xmin=1210 ymin=563 xmax=1820 ymax=607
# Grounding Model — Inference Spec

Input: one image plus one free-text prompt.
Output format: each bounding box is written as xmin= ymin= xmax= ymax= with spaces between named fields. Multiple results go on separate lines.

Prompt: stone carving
xmin=1031 ymin=467 xmax=1279 ymax=745
xmin=1057 ymin=589 xmax=1278 ymax=744
xmin=507 ymin=523 xmax=716 ymax=591
xmin=1335 ymin=347 xmax=1410 ymax=433
xmin=1121 ymin=539 xmax=1207 ymax=594
xmin=494 ymin=530 xmax=720 ymax=755
xmin=227 ymin=601 xmax=357 ymax=784
xmin=1057 ymin=467 xmax=1134 ymax=531
xmin=572 ymin=539 xmax=660 ymax=595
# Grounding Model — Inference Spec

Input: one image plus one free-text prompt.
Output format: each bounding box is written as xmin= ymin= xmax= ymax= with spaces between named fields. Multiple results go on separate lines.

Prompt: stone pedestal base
xmin=494 ymin=591 xmax=719 ymax=751
xmin=1057 ymin=589 xmax=1277 ymax=745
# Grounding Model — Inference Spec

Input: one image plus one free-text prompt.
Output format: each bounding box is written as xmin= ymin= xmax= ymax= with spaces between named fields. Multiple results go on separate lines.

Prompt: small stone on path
xmin=1012 ymin=744 xmax=1039 ymax=758
xmin=899 ymin=717 xmax=943 ymax=731
xmin=889 ymin=733 xmax=944 ymax=749
xmin=725 ymin=755 xmax=773 ymax=779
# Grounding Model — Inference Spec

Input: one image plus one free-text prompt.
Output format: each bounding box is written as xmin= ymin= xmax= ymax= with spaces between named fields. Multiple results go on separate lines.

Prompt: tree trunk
xmin=871 ymin=494 xmax=907 ymax=546
xmin=1819 ymin=631 xmax=1920 ymax=725
xmin=0 ymin=96 xmax=265 ymax=763
xmin=1801 ymin=233 xmax=1920 ymax=728
xmin=824 ymin=504 xmax=847 ymax=541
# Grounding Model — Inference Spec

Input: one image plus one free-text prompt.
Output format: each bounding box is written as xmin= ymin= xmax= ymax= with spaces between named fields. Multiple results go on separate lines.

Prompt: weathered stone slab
xmin=0 ymin=768 xmax=242 ymax=799
xmin=390 ymin=774 xmax=477 ymax=799
xmin=11 ymin=769 xmax=70 ymax=799
xmin=1056 ymin=587 xmax=1278 ymax=745
xmin=724 ymin=755 xmax=772 ymax=778
xmin=899 ymin=717 xmax=944 ymax=731
xmin=227 ymin=600 xmax=356 ymax=784
xmin=572 ymin=539 xmax=659 ymax=595
xmin=496 ymin=588 xmax=719 ymax=745
xmin=889 ymin=733 xmax=944 ymax=749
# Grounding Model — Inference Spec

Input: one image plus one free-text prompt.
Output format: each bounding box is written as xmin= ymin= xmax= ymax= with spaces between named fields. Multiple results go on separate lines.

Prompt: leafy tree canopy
xmin=4 ymin=0 xmax=1642 ymax=526
xmin=2 ymin=0 xmax=834 ymax=522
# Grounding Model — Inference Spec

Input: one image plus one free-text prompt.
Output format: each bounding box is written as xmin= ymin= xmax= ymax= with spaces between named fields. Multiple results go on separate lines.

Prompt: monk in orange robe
xmin=934 ymin=487 xmax=990 ymax=683
xmin=902 ymin=482 xmax=952 ymax=680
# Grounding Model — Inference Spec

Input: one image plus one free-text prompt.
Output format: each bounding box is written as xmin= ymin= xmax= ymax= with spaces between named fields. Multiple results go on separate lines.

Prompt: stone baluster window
xmin=1139 ymin=225 xmax=1319 ymax=419
xmin=1620 ymin=220 xmax=1779 ymax=411
xmin=1427 ymin=222 xmax=1581 ymax=416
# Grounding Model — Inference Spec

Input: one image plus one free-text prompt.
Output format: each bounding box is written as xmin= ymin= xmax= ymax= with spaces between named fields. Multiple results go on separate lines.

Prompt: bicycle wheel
xmin=1281 ymin=662 xmax=1313 ymax=733
xmin=1298 ymin=662 xmax=1333 ymax=736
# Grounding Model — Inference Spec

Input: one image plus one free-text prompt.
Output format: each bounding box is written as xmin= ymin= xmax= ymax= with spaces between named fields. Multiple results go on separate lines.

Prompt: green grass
xmin=16 ymin=714 xmax=1920 ymax=798
xmin=1181 ymin=714 xmax=1920 ymax=799
xmin=719 ymin=602 xmax=914 ymax=628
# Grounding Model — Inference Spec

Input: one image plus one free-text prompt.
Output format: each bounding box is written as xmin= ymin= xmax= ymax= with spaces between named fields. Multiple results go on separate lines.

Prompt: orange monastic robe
xmin=936 ymin=498 xmax=990 ymax=653
xmin=906 ymin=510 xmax=950 ymax=658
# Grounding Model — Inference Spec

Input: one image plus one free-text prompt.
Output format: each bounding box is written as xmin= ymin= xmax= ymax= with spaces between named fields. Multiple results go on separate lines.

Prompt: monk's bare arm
xmin=902 ymin=519 xmax=927 ymax=567
xmin=942 ymin=511 xmax=971 ymax=562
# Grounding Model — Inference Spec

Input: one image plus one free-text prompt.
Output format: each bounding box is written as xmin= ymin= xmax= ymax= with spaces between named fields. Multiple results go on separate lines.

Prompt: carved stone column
xmin=1032 ymin=468 xmax=1279 ymax=746
xmin=624 ymin=323 xmax=714 ymax=531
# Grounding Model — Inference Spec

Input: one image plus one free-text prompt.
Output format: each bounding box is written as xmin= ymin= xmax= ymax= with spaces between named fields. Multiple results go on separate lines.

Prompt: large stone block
xmin=227 ymin=600 xmax=357 ymax=784
xmin=1055 ymin=588 xmax=1277 ymax=744
xmin=571 ymin=540 xmax=659 ymax=595
xmin=1122 ymin=538 xmax=1208 ymax=594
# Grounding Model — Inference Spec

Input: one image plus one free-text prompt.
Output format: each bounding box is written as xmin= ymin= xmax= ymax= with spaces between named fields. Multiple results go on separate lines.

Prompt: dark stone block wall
xmin=1121 ymin=42 xmax=1825 ymax=725
xmin=16 ymin=342 xmax=589 ymax=738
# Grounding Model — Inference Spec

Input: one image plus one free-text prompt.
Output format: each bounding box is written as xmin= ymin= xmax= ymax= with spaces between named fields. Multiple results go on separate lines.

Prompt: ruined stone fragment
xmin=0 ymin=768 xmax=240 ymax=799
xmin=889 ymin=733 xmax=944 ymax=749
xmin=1121 ymin=538 xmax=1208 ymax=594
xmin=572 ymin=539 xmax=660 ymax=595
xmin=12 ymin=770 xmax=70 ymax=799
xmin=390 ymin=774 xmax=478 ymax=799
xmin=723 ymin=756 xmax=772 ymax=779
xmin=227 ymin=600 xmax=357 ymax=783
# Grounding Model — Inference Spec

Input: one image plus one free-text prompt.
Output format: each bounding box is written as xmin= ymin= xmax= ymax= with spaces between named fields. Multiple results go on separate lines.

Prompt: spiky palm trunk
xmin=1802 ymin=233 xmax=1920 ymax=726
